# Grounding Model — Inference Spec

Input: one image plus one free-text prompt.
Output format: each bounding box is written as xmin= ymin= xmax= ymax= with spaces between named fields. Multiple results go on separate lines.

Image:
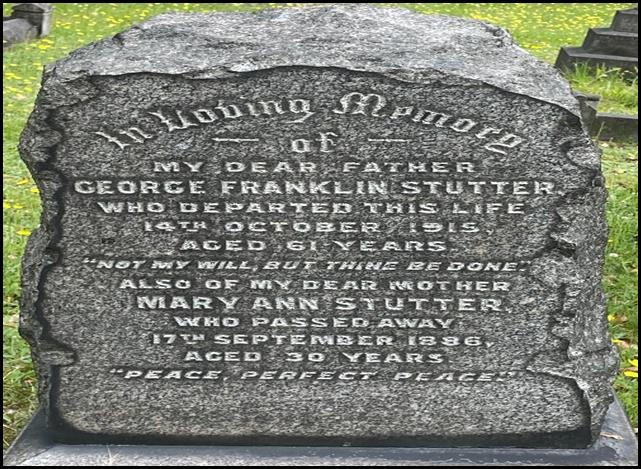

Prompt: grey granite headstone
xmin=18 ymin=4 xmax=619 ymax=449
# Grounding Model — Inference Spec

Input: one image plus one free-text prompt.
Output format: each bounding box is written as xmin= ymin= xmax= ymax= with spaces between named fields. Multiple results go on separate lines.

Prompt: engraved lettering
xmin=333 ymin=92 xmax=387 ymax=116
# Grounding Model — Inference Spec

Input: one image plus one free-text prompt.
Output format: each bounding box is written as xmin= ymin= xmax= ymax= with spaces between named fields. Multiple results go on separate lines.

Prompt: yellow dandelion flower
xmin=630 ymin=359 xmax=638 ymax=368
xmin=17 ymin=229 xmax=32 ymax=236
xmin=16 ymin=178 xmax=31 ymax=185
xmin=3 ymin=202 xmax=12 ymax=209
xmin=607 ymin=314 xmax=616 ymax=322
xmin=623 ymin=371 xmax=638 ymax=379
xmin=30 ymin=187 xmax=40 ymax=193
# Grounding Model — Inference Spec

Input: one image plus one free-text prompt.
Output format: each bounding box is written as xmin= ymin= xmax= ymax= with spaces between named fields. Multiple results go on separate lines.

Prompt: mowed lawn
xmin=3 ymin=3 xmax=638 ymax=448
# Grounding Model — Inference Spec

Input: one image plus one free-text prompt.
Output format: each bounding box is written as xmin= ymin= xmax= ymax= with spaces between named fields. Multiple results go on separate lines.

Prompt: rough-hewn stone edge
xmin=526 ymin=133 xmax=619 ymax=444
xmin=38 ymin=4 xmax=580 ymax=117
xmin=18 ymin=75 xmax=95 ymax=411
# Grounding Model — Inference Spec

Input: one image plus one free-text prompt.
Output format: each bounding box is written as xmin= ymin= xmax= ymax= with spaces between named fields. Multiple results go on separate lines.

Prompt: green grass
xmin=3 ymin=3 xmax=638 ymax=449
xmin=569 ymin=64 xmax=638 ymax=113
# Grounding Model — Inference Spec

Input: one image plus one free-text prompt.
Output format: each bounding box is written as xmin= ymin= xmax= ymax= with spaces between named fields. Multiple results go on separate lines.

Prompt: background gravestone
xmin=558 ymin=7 xmax=638 ymax=143
xmin=15 ymin=3 xmax=620 ymax=452
xmin=556 ymin=7 xmax=638 ymax=73
xmin=3 ymin=3 xmax=53 ymax=48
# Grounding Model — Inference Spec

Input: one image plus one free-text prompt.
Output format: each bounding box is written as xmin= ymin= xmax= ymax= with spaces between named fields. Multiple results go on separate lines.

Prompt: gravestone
xmin=7 ymin=4 xmax=634 ymax=465
xmin=560 ymin=7 xmax=639 ymax=144
xmin=556 ymin=7 xmax=638 ymax=73
xmin=3 ymin=3 xmax=53 ymax=48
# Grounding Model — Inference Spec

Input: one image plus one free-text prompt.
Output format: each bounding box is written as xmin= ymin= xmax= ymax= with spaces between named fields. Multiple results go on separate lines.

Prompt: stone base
xmin=555 ymin=46 xmax=638 ymax=73
xmin=592 ymin=112 xmax=639 ymax=142
xmin=3 ymin=398 xmax=637 ymax=466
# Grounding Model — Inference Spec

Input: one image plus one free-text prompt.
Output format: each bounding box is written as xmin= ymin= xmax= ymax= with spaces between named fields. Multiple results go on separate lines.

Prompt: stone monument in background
xmin=4 ymin=4 xmax=637 ymax=466
xmin=3 ymin=3 xmax=53 ymax=48
xmin=558 ymin=7 xmax=638 ymax=143
xmin=556 ymin=7 xmax=638 ymax=74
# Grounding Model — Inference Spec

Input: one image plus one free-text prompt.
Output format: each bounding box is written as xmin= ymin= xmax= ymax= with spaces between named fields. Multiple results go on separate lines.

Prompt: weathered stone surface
xmin=20 ymin=4 xmax=618 ymax=448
